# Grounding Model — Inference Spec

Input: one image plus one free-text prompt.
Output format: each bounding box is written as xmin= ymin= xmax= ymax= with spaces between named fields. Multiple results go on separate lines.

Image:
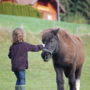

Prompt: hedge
xmin=0 ymin=2 xmax=42 ymax=18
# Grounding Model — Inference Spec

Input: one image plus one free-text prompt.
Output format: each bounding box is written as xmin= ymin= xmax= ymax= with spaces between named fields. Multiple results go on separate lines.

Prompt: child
xmin=8 ymin=28 xmax=44 ymax=90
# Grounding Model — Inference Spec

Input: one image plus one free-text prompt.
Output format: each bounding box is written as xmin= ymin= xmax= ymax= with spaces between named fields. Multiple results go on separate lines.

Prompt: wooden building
xmin=0 ymin=0 xmax=66 ymax=20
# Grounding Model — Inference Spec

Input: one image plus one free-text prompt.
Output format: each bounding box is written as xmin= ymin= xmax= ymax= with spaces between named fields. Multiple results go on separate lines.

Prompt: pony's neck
xmin=57 ymin=33 xmax=66 ymax=54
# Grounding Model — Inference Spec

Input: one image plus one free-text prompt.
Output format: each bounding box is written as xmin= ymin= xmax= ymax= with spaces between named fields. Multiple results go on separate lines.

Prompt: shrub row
xmin=0 ymin=2 xmax=42 ymax=18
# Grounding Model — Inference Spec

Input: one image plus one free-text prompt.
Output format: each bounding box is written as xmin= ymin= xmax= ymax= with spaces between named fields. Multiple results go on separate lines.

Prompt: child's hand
xmin=42 ymin=44 xmax=45 ymax=47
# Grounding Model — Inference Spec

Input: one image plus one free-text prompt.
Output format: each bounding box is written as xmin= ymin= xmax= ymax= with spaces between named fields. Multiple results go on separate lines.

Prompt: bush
xmin=62 ymin=13 xmax=87 ymax=24
xmin=59 ymin=0 xmax=90 ymax=24
xmin=0 ymin=2 xmax=42 ymax=18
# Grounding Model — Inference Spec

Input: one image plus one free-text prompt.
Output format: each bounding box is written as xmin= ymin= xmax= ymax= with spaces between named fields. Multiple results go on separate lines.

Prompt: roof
xmin=15 ymin=0 xmax=38 ymax=5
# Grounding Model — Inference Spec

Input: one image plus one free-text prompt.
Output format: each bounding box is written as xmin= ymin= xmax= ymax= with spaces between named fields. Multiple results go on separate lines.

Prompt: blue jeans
xmin=14 ymin=70 xmax=25 ymax=85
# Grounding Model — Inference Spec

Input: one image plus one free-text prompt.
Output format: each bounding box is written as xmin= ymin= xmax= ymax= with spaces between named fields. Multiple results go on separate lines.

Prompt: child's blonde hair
xmin=12 ymin=28 xmax=24 ymax=44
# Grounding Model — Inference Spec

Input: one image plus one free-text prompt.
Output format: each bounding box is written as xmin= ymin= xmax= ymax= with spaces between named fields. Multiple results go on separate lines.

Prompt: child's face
xmin=12 ymin=30 xmax=24 ymax=43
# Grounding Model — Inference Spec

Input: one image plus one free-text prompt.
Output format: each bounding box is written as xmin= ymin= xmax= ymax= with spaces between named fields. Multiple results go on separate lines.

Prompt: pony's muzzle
xmin=41 ymin=51 xmax=52 ymax=62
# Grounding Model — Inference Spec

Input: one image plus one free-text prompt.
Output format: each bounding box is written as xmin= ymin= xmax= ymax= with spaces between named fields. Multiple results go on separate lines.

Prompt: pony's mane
xmin=41 ymin=28 xmax=72 ymax=41
xmin=41 ymin=28 xmax=58 ymax=40
xmin=57 ymin=28 xmax=82 ymax=46
xmin=41 ymin=28 xmax=57 ymax=36
xmin=41 ymin=28 xmax=82 ymax=45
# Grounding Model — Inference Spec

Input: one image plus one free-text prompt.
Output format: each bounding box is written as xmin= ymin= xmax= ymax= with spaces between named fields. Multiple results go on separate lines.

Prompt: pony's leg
xmin=54 ymin=66 xmax=64 ymax=90
xmin=75 ymin=67 xmax=82 ymax=90
xmin=68 ymin=67 xmax=76 ymax=90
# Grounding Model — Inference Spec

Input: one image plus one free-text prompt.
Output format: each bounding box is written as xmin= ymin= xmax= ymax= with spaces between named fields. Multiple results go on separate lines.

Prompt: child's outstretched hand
xmin=42 ymin=44 xmax=45 ymax=47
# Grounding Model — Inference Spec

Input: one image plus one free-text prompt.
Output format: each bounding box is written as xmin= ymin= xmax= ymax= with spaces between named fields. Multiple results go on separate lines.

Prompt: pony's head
xmin=41 ymin=28 xmax=59 ymax=62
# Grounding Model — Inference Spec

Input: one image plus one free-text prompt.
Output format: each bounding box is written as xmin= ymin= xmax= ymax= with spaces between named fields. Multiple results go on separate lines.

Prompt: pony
xmin=41 ymin=28 xmax=84 ymax=90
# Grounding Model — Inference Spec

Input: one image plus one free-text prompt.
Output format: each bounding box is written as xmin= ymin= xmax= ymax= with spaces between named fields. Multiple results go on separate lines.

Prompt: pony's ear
xmin=51 ymin=28 xmax=59 ymax=35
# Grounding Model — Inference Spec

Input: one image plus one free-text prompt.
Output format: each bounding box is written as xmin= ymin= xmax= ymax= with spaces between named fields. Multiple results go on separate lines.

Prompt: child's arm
xmin=26 ymin=43 xmax=44 ymax=52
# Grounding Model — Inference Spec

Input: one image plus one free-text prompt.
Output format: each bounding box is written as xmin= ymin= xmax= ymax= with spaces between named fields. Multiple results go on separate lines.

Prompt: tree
xmin=59 ymin=0 xmax=90 ymax=23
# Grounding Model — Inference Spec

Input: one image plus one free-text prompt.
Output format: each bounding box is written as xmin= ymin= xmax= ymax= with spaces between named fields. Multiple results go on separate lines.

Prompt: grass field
xmin=0 ymin=14 xmax=90 ymax=90
xmin=0 ymin=14 xmax=90 ymax=34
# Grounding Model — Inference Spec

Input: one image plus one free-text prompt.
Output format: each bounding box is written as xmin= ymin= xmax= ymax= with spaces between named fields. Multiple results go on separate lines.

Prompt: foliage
xmin=59 ymin=0 xmax=90 ymax=24
xmin=0 ymin=2 xmax=42 ymax=18
xmin=63 ymin=13 xmax=87 ymax=24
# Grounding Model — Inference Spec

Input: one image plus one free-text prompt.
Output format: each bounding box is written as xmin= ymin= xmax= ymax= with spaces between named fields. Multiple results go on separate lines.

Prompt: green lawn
xmin=0 ymin=14 xmax=90 ymax=90
xmin=0 ymin=14 xmax=90 ymax=34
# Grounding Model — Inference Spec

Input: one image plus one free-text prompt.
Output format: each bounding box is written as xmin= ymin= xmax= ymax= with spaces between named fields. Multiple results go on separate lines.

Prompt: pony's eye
xmin=51 ymin=41 xmax=53 ymax=43
xmin=43 ymin=41 xmax=46 ymax=44
xmin=51 ymin=39 xmax=54 ymax=42
xmin=42 ymin=40 xmax=46 ymax=44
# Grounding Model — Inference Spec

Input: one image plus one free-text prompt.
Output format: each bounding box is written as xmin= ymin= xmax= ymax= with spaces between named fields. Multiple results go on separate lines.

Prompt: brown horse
xmin=41 ymin=28 xmax=84 ymax=90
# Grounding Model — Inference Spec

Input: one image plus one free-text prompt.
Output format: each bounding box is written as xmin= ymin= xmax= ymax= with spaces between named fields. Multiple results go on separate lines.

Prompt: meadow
xmin=0 ymin=14 xmax=90 ymax=90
